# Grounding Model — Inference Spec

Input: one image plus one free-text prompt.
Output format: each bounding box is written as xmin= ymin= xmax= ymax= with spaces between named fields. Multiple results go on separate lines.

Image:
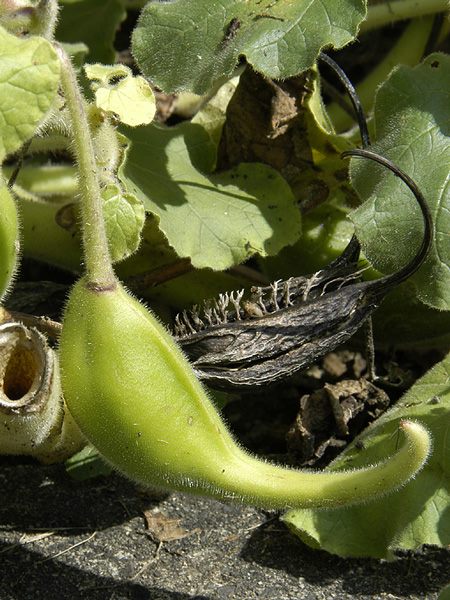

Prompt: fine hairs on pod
xmin=57 ymin=44 xmax=432 ymax=511
xmin=59 ymin=276 xmax=432 ymax=509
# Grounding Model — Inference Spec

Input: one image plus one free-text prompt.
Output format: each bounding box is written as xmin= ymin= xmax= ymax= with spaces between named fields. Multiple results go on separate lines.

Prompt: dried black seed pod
xmin=172 ymin=235 xmax=361 ymax=338
xmin=176 ymin=150 xmax=433 ymax=391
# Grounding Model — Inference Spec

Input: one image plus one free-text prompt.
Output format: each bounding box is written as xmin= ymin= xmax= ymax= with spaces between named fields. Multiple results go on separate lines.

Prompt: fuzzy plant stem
xmin=211 ymin=420 xmax=430 ymax=508
xmin=56 ymin=46 xmax=115 ymax=288
xmin=36 ymin=0 xmax=60 ymax=40
xmin=360 ymin=0 xmax=449 ymax=33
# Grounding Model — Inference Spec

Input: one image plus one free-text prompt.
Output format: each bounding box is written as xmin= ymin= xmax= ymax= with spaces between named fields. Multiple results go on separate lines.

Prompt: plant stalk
xmin=37 ymin=0 xmax=60 ymax=40
xmin=56 ymin=45 xmax=115 ymax=288
xmin=360 ymin=0 xmax=449 ymax=33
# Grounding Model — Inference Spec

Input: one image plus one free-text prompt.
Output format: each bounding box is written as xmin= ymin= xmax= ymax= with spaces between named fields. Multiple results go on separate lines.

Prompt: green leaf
xmin=118 ymin=122 xmax=300 ymax=270
xmin=191 ymin=76 xmax=240 ymax=147
xmin=65 ymin=444 xmax=112 ymax=480
xmin=371 ymin=283 xmax=450 ymax=351
xmin=85 ymin=63 xmax=156 ymax=127
xmin=113 ymin=215 xmax=250 ymax=315
xmin=349 ymin=53 xmax=450 ymax=311
xmin=132 ymin=0 xmax=366 ymax=94
xmin=282 ymin=353 xmax=450 ymax=559
xmin=306 ymin=69 xmax=361 ymax=152
xmin=0 ymin=0 xmax=51 ymax=36
xmin=102 ymin=183 xmax=145 ymax=263
xmin=56 ymin=0 xmax=126 ymax=64
xmin=0 ymin=26 xmax=60 ymax=161
xmin=260 ymin=201 xmax=355 ymax=280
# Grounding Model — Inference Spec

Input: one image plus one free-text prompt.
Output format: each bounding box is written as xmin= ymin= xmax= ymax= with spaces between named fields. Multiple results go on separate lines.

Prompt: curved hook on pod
xmin=59 ymin=278 xmax=431 ymax=509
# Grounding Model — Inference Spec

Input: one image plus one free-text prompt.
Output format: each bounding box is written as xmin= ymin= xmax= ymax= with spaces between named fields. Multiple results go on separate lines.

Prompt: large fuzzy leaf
xmin=282 ymin=353 xmax=450 ymax=559
xmin=0 ymin=26 xmax=60 ymax=161
xmin=349 ymin=53 xmax=450 ymax=311
xmin=118 ymin=122 xmax=300 ymax=270
xmin=132 ymin=0 xmax=366 ymax=94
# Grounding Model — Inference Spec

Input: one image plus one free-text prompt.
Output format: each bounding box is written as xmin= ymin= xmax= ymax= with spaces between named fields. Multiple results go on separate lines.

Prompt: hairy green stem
xmin=56 ymin=45 xmax=115 ymax=287
xmin=5 ymin=164 xmax=78 ymax=198
xmin=360 ymin=0 xmax=449 ymax=33
xmin=327 ymin=16 xmax=433 ymax=133
xmin=211 ymin=420 xmax=430 ymax=508
xmin=36 ymin=0 xmax=60 ymax=40
xmin=29 ymin=134 xmax=70 ymax=155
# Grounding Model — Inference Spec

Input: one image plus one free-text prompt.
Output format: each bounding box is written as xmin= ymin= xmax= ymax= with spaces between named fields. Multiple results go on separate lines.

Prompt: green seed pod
xmin=60 ymin=277 xmax=431 ymax=509
xmin=0 ymin=180 xmax=19 ymax=301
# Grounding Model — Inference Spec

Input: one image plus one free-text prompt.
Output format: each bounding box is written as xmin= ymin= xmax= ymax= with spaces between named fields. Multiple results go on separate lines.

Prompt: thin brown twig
xmin=125 ymin=258 xmax=271 ymax=293
xmin=125 ymin=258 xmax=193 ymax=290
xmin=35 ymin=531 xmax=97 ymax=564
xmin=130 ymin=542 xmax=162 ymax=580
xmin=0 ymin=532 xmax=55 ymax=555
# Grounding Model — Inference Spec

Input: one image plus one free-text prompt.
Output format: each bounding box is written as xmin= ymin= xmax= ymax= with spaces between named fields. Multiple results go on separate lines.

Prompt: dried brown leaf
xmin=143 ymin=509 xmax=190 ymax=543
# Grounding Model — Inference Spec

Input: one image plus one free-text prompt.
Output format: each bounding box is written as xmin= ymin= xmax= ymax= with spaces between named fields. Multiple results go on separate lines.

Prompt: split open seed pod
xmin=0 ymin=320 xmax=84 ymax=462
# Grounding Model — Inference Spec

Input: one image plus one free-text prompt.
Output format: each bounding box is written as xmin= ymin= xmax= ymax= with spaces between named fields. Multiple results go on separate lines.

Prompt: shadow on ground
xmin=241 ymin=519 xmax=450 ymax=598
xmin=1 ymin=461 xmax=448 ymax=600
